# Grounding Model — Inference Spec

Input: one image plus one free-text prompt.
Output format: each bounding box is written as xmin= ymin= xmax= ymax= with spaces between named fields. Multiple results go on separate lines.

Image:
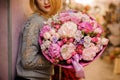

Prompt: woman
xmin=16 ymin=0 xmax=62 ymax=80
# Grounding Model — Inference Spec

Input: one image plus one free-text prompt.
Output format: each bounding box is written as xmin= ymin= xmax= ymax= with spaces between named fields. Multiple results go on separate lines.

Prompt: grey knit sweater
xmin=16 ymin=13 xmax=54 ymax=79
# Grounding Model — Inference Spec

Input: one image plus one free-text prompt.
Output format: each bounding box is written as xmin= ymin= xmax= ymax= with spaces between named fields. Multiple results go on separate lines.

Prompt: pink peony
xmin=82 ymin=46 xmax=99 ymax=61
xmin=61 ymin=43 xmax=76 ymax=60
xmin=78 ymin=22 xmax=93 ymax=33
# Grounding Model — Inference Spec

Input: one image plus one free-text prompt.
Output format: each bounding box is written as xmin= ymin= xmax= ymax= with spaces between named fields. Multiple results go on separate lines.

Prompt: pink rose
xmin=92 ymin=37 xmax=98 ymax=43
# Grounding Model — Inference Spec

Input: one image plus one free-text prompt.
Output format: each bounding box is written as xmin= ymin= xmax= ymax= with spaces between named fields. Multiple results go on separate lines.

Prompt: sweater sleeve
xmin=21 ymin=20 xmax=51 ymax=69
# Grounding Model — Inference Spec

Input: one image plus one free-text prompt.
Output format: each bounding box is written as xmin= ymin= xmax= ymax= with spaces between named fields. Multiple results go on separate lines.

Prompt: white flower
xmin=90 ymin=43 xmax=95 ymax=47
xmin=97 ymin=37 xmax=109 ymax=45
xmin=94 ymin=27 xmax=102 ymax=34
xmin=83 ymin=42 xmax=91 ymax=48
xmin=81 ymin=14 xmax=91 ymax=22
xmin=74 ymin=30 xmax=83 ymax=42
xmin=61 ymin=43 xmax=76 ymax=60
xmin=83 ymin=42 xmax=95 ymax=48
xmin=44 ymin=40 xmax=51 ymax=48
xmin=41 ymin=40 xmax=51 ymax=51
xmin=101 ymin=38 xmax=109 ymax=45
xmin=58 ymin=21 xmax=77 ymax=37
xmin=91 ymin=20 xmax=98 ymax=29
xmin=49 ymin=28 xmax=56 ymax=35
xmin=70 ymin=12 xmax=82 ymax=20
xmin=74 ymin=12 xmax=83 ymax=19
xmin=84 ymin=36 xmax=92 ymax=43
xmin=43 ymin=32 xmax=51 ymax=40
xmin=41 ymin=44 xmax=46 ymax=51
xmin=96 ymin=44 xmax=103 ymax=51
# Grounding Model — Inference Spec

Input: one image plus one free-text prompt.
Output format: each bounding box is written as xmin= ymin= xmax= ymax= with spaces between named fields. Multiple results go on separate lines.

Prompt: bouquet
xmin=38 ymin=10 xmax=109 ymax=78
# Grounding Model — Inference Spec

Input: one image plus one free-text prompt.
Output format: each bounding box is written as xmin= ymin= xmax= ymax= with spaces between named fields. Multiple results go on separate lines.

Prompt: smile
xmin=44 ymin=5 xmax=51 ymax=9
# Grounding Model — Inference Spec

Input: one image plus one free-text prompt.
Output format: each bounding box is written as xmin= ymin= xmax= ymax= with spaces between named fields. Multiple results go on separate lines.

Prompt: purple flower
xmin=79 ymin=39 xmax=84 ymax=44
xmin=50 ymin=36 xmax=58 ymax=43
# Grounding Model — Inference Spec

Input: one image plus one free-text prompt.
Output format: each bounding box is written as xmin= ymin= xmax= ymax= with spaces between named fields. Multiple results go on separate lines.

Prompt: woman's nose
xmin=44 ymin=0 xmax=49 ymax=4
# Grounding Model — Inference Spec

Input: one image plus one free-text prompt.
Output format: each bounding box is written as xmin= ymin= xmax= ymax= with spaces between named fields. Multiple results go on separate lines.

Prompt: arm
xmin=21 ymin=21 xmax=51 ymax=69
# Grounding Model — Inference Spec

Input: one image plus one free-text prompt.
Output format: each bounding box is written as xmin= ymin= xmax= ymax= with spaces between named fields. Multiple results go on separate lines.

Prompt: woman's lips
xmin=44 ymin=5 xmax=50 ymax=9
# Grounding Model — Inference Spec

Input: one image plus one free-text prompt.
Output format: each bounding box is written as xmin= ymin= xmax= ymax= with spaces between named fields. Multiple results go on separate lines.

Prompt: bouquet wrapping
xmin=39 ymin=10 xmax=109 ymax=78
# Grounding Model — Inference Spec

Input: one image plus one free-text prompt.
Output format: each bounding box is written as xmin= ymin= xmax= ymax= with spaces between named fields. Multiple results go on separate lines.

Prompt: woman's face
xmin=36 ymin=0 xmax=51 ymax=13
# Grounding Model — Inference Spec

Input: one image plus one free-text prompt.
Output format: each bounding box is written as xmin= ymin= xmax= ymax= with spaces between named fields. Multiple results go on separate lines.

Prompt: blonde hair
xmin=30 ymin=0 xmax=62 ymax=18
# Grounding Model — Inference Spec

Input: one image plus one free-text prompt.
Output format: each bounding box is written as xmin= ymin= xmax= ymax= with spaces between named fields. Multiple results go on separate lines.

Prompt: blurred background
xmin=0 ymin=0 xmax=120 ymax=80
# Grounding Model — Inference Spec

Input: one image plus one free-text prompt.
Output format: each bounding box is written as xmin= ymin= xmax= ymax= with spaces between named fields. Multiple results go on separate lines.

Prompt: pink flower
xmin=40 ymin=25 xmax=51 ymax=37
xmin=82 ymin=46 xmax=99 ymax=61
xmin=57 ymin=41 xmax=64 ymax=46
xmin=92 ymin=37 xmax=98 ymax=43
xmin=48 ymin=43 xmax=60 ymax=58
xmin=78 ymin=22 xmax=93 ymax=33
xmin=60 ymin=12 xmax=70 ymax=18
xmin=81 ymin=14 xmax=91 ymax=22
xmin=68 ymin=38 xmax=74 ymax=43
xmin=55 ymin=24 xmax=60 ymax=29
xmin=76 ymin=45 xmax=83 ymax=54
xmin=67 ymin=59 xmax=72 ymax=64
xmin=59 ymin=13 xmax=70 ymax=22
xmin=70 ymin=17 xmax=81 ymax=24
